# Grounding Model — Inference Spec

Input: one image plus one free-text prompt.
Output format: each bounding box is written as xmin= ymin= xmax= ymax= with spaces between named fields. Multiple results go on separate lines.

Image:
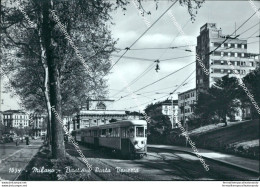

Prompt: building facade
xmin=178 ymin=88 xmax=197 ymax=123
xmin=161 ymin=100 xmax=179 ymax=128
xmin=3 ymin=110 xmax=30 ymax=130
xmin=73 ymin=99 xmax=128 ymax=130
xmin=196 ymin=23 xmax=258 ymax=93
xmin=30 ymin=113 xmax=47 ymax=137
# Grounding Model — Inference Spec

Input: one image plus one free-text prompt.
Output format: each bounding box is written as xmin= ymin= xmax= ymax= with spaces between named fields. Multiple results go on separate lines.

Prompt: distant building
xmin=73 ymin=99 xmax=128 ymax=130
xmin=30 ymin=113 xmax=47 ymax=137
xmin=3 ymin=110 xmax=30 ymax=130
xmin=63 ymin=116 xmax=73 ymax=133
xmin=178 ymin=88 xmax=197 ymax=123
xmin=161 ymin=100 xmax=178 ymax=128
xmin=196 ymin=23 xmax=258 ymax=93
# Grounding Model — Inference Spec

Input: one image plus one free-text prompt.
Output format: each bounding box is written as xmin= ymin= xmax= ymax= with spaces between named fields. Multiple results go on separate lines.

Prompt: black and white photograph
xmin=0 ymin=0 xmax=259 ymax=185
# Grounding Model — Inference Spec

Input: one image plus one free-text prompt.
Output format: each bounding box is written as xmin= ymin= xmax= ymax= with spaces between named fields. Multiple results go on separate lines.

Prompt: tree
xmin=145 ymin=101 xmax=172 ymax=135
xmin=1 ymin=0 xmax=204 ymax=158
xmin=240 ymin=67 xmax=260 ymax=120
xmin=1 ymin=0 xmax=115 ymax=158
xmin=194 ymin=75 xmax=241 ymax=126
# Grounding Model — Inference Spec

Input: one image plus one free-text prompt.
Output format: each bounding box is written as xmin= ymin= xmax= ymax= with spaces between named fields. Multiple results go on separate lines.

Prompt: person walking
xmin=15 ymin=137 xmax=19 ymax=146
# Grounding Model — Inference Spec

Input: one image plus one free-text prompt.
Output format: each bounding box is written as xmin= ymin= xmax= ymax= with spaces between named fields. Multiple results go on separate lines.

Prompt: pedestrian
xmin=16 ymin=138 xmax=19 ymax=146
xmin=25 ymin=136 xmax=29 ymax=145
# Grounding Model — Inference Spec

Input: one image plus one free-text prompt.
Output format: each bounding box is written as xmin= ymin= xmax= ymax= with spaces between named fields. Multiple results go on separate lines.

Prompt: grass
xmin=17 ymin=145 xmax=92 ymax=181
xmin=170 ymin=119 xmax=259 ymax=159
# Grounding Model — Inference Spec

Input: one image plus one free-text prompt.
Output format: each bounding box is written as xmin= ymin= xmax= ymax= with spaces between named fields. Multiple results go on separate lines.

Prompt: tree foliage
xmin=194 ymin=75 xmax=241 ymax=126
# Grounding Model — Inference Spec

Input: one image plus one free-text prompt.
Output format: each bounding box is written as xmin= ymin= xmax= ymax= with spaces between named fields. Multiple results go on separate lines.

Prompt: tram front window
xmin=136 ymin=127 xmax=144 ymax=137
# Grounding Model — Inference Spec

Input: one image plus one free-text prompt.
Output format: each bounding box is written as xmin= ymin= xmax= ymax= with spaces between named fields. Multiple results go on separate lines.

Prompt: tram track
xmin=66 ymin=143 xmax=258 ymax=180
xmin=148 ymin=147 xmax=259 ymax=180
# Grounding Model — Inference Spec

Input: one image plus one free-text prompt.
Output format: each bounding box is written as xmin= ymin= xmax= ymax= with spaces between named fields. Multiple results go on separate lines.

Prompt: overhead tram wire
xmin=111 ymin=19 xmax=192 ymax=98
xmin=238 ymin=22 xmax=260 ymax=36
xmin=207 ymin=8 xmax=260 ymax=57
xmin=125 ymin=75 xmax=195 ymax=98
xmin=120 ymin=10 xmax=260 ymax=110
xmin=111 ymin=63 xmax=156 ymax=98
xmin=104 ymin=0 xmax=179 ymax=75
xmin=118 ymin=61 xmax=195 ymax=100
xmin=116 ymin=44 xmax=195 ymax=51
xmin=111 ymin=54 xmax=195 ymax=62
xmin=121 ymin=28 xmax=256 ymax=107
xmin=158 ymin=18 xmax=191 ymax=60
xmin=125 ymin=69 xmax=195 ymax=110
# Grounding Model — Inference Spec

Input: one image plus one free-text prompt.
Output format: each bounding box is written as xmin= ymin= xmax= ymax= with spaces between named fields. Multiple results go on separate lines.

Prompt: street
xmin=65 ymin=143 xmax=259 ymax=181
xmin=0 ymin=140 xmax=42 ymax=181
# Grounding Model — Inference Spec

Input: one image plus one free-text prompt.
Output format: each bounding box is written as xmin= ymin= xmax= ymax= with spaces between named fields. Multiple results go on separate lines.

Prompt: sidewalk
xmin=148 ymin=144 xmax=259 ymax=174
xmin=0 ymin=140 xmax=42 ymax=181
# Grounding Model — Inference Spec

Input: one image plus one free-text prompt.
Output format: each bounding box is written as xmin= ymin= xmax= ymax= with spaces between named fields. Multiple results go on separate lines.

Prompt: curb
xmin=148 ymin=145 xmax=259 ymax=175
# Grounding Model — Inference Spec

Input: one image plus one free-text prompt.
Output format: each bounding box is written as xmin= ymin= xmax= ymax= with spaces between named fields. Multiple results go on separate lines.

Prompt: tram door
xmin=120 ymin=127 xmax=130 ymax=156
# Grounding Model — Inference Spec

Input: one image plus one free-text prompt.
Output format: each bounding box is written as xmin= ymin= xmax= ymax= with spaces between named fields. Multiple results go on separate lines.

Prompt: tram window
xmin=145 ymin=129 xmax=147 ymax=137
xmin=128 ymin=127 xmax=135 ymax=138
xmin=101 ymin=129 xmax=106 ymax=137
xmin=121 ymin=128 xmax=126 ymax=138
xmin=94 ymin=130 xmax=98 ymax=137
xmin=108 ymin=128 xmax=112 ymax=137
xmin=113 ymin=128 xmax=119 ymax=137
xmin=136 ymin=127 xmax=144 ymax=137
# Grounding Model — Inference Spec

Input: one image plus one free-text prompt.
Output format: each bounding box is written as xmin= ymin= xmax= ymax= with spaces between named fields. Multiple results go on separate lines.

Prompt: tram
xmin=72 ymin=120 xmax=147 ymax=159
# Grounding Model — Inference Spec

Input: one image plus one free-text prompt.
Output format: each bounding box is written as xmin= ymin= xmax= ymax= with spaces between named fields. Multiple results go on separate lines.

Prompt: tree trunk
xmin=41 ymin=0 xmax=65 ymax=158
xmin=39 ymin=26 xmax=52 ymax=148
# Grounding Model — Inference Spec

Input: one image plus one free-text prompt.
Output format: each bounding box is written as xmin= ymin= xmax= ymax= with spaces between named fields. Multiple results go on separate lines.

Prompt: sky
xmin=1 ymin=0 xmax=259 ymax=112
xmin=106 ymin=0 xmax=260 ymax=112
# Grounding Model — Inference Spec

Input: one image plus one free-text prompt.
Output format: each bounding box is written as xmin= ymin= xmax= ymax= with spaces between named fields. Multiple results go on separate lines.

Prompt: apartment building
xmin=178 ymin=88 xmax=197 ymax=123
xmin=161 ymin=100 xmax=179 ymax=127
xmin=3 ymin=110 xmax=30 ymax=129
xmin=196 ymin=23 xmax=258 ymax=93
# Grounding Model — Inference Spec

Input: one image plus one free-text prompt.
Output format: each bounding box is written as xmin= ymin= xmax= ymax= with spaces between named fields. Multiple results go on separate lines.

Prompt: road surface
xmin=65 ymin=143 xmax=259 ymax=181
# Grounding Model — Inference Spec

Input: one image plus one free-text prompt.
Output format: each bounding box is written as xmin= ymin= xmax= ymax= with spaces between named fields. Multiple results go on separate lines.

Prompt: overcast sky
xmin=1 ymin=0 xmax=259 ymax=112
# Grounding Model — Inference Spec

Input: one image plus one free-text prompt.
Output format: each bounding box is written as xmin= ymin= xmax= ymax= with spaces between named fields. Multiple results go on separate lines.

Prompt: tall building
xmin=196 ymin=23 xmax=258 ymax=93
xmin=178 ymin=88 xmax=197 ymax=123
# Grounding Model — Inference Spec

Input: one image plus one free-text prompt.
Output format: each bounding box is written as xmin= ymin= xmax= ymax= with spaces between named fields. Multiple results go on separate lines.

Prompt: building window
xmin=235 ymin=44 xmax=237 ymax=48
xmin=221 ymin=52 xmax=224 ymax=57
xmin=228 ymin=52 xmax=231 ymax=57
xmin=221 ymin=44 xmax=224 ymax=48
xmin=221 ymin=60 xmax=224 ymax=65
xmin=242 ymin=44 xmax=244 ymax=49
xmin=228 ymin=43 xmax=231 ymax=47
xmin=221 ymin=69 xmax=224 ymax=74
xmin=235 ymin=53 xmax=238 ymax=57
xmin=241 ymin=53 xmax=244 ymax=57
